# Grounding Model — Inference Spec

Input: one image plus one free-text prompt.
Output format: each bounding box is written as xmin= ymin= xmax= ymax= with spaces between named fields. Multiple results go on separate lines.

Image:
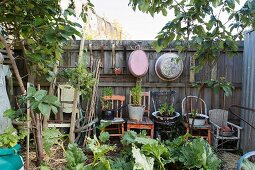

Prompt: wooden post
xmin=69 ymin=26 xmax=86 ymax=142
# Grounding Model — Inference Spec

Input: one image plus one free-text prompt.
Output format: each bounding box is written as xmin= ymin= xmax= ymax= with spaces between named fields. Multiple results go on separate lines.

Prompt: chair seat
xmin=127 ymin=117 xmax=153 ymax=125
xmin=100 ymin=117 xmax=125 ymax=124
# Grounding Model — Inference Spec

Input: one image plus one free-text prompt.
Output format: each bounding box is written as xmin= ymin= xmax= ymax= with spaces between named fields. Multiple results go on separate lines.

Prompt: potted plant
xmin=0 ymin=127 xmax=26 ymax=170
xmin=128 ymin=84 xmax=145 ymax=122
xmin=152 ymin=103 xmax=180 ymax=123
xmin=4 ymin=95 xmax=29 ymax=129
xmin=101 ymin=87 xmax=115 ymax=120
xmin=188 ymin=109 xmax=208 ymax=126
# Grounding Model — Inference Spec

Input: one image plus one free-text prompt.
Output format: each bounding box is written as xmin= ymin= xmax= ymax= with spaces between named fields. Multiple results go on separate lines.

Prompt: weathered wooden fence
xmin=57 ymin=40 xmax=243 ymax=122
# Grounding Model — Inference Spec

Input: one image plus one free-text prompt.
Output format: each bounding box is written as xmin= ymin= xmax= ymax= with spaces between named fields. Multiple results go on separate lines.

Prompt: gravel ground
xmin=219 ymin=151 xmax=241 ymax=170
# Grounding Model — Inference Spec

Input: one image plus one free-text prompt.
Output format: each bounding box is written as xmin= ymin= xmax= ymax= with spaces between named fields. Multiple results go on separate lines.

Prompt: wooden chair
xmin=48 ymin=84 xmax=79 ymax=128
xmin=127 ymin=92 xmax=154 ymax=138
xmin=100 ymin=95 xmax=125 ymax=137
xmin=209 ymin=109 xmax=242 ymax=151
xmin=181 ymin=96 xmax=211 ymax=144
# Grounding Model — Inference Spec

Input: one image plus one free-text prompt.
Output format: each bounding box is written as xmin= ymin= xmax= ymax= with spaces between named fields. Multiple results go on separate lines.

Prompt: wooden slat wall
xmin=58 ymin=40 xmax=243 ymax=122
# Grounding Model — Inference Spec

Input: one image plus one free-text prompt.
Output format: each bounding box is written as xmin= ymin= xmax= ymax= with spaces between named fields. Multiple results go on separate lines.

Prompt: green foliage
xmin=242 ymin=159 xmax=255 ymax=170
xmin=129 ymin=0 xmax=243 ymax=72
xmin=42 ymin=127 xmax=66 ymax=155
xmin=132 ymin=145 xmax=154 ymax=170
xmin=159 ymin=103 xmax=175 ymax=116
xmin=0 ymin=127 xmax=26 ymax=148
xmin=4 ymin=95 xmax=29 ymax=121
xmin=121 ymin=131 xmax=158 ymax=146
xmin=192 ymin=77 xmax=235 ymax=96
xmin=101 ymin=87 xmax=113 ymax=110
xmin=0 ymin=0 xmax=93 ymax=79
xmin=179 ymin=138 xmax=221 ymax=170
xmin=26 ymin=87 xmax=61 ymax=115
xmin=59 ymin=64 xmax=96 ymax=98
xmin=65 ymin=143 xmax=87 ymax=170
xmin=86 ymin=135 xmax=115 ymax=170
xmin=99 ymin=131 xmax=110 ymax=143
xmin=131 ymin=84 xmax=142 ymax=106
xmin=142 ymin=143 xmax=171 ymax=170
xmin=110 ymin=150 xmax=134 ymax=170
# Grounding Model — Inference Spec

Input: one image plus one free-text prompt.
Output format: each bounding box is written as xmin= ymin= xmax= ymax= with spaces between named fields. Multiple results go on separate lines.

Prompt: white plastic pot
xmin=188 ymin=114 xmax=208 ymax=126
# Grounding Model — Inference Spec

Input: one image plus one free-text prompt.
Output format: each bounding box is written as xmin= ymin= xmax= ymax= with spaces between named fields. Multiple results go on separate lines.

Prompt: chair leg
xmin=122 ymin=123 xmax=124 ymax=136
xmin=214 ymin=138 xmax=218 ymax=150
xmin=237 ymin=139 xmax=240 ymax=150
xmin=208 ymin=129 xmax=211 ymax=144
xmin=150 ymin=125 xmax=154 ymax=139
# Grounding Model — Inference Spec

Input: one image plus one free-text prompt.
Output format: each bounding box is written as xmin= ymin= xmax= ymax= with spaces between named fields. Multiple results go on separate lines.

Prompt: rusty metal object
xmin=155 ymin=53 xmax=183 ymax=81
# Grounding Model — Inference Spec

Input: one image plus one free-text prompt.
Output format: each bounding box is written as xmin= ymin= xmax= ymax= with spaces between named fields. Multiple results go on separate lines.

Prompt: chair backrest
xmin=151 ymin=91 xmax=176 ymax=112
xmin=181 ymin=96 xmax=207 ymax=116
xmin=209 ymin=109 xmax=228 ymax=127
xmin=102 ymin=95 xmax=125 ymax=118
xmin=129 ymin=91 xmax=151 ymax=117
xmin=58 ymin=84 xmax=75 ymax=113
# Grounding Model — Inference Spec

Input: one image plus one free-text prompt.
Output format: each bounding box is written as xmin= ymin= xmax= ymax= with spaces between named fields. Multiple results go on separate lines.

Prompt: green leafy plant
xmin=99 ymin=131 xmax=110 ymax=143
xmin=26 ymin=87 xmax=61 ymax=116
xmin=142 ymin=143 xmax=171 ymax=170
xmin=100 ymin=87 xmax=113 ymax=111
xmin=86 ymin=135 xmax=115 ymax=170
xmin=4 ymin=95 xmax=27 ymax=121
xmin=42 ymin=127 xmax=66 ymax=155
xmin=131 ymin=84 xmax=142 ymax=106
xmin=65 ymin=143 xmax=87 ymax=170
xmin=242 ymin=159 xmax=255 ymax=170
xmin=179 ymin=138 xmax=221 ymax=170
xmin=132 ymin=145 xmax=154 ymax=170
xmin=0 ymin=127 xmax=26 ymax=148
xmin=158 ymin=103 xmax=175 ymax=116
xmin=59 ymin=63 xmax=95 ymax=98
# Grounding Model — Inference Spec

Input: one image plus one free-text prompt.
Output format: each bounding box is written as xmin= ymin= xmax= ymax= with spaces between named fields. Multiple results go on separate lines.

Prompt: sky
xmin=61 ymin=0 xmax=246 ymax=40
xmin=91 ymin=0 xmax=172 ymax=40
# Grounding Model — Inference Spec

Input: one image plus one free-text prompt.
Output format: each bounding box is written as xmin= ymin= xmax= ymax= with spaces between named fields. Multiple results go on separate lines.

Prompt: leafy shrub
xmin=65 ymin=143 xmax=87 ymax=170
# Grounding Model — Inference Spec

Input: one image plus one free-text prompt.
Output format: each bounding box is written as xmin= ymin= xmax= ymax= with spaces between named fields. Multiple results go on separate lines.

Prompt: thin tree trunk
xmin=69 ymin=89 xmax=79 ymax=142
xmin=0 ymin=34 xmax=26 ymax=94
xmin=34 ymin=112 xmax=44 ymax=164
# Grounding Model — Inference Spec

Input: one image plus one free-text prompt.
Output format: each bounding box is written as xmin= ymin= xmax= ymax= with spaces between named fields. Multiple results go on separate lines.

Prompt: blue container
xmin=0 ymin=144 xmax=23 ymax=170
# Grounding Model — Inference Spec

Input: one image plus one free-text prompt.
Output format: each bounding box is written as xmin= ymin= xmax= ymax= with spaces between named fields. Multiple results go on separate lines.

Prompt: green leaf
xmin=34 ymin=90 xmax=47 ymax=101
xmin=38 ymin=103 xmax=51 ymax=115
xmin=99 ymin=132 xmax=110 ymax=143
xmin=132 ymin=146 xmax=154 ymax=170
xmin=3 ymin=109 xmax=16 ymax=119
xmin=51 ymin=106 xmax=58 ymax=114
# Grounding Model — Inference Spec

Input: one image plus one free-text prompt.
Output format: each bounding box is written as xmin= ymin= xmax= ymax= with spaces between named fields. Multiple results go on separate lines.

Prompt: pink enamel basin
xmin=128 ymin=50 xmax=149 ymax=77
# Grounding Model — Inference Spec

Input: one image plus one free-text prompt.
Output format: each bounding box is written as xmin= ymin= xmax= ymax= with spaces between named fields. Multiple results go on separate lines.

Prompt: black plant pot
xmin=152 ymin=111 xmax=180 ymax=124
xmin=101 ymin=110 xmax=116 ymax=120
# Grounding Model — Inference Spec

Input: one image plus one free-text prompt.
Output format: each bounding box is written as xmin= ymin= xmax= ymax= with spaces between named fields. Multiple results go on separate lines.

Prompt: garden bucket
xmin=0 ymin=144 xmax=24 ymax=170
xmin=128 ymin=104 xmax=145 ymax=122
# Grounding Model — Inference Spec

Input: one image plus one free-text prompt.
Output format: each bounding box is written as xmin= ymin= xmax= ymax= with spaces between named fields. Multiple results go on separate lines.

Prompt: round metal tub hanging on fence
xmin=155 ymin=53 xmax=183 ymax=81
xmin=128 ymin=50 xmax=149 ymax=77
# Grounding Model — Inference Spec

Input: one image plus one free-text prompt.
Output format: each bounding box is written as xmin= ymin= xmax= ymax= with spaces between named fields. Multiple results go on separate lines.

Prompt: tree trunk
xmin=0 ymin=34 xmax=26 ymax=94
xmin=32 ymin=112 xmax=44 ymax=165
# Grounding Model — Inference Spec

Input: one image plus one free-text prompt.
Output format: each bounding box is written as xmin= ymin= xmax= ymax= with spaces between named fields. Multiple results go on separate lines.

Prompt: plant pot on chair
xmin=188 ymin=113 xmax=208 ymax=126
xmin=128 ymin=104 xmax=145 ymax=122
xmin=101 ymin=109 xmax=116 ymax=120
